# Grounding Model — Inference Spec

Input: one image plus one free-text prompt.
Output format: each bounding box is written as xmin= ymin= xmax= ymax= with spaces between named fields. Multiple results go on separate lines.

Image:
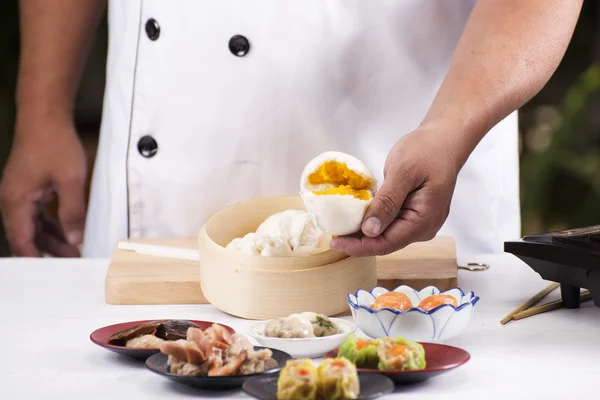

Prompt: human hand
xmin=330 ymin=127 xmax=464 ymax=256
xmin=0 ymin=116 xmax=87 ymax=257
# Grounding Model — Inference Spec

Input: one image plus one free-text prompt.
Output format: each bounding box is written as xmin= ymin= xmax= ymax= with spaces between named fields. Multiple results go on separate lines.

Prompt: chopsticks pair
xmin=500 ymin=282 xmax=592 ymax=325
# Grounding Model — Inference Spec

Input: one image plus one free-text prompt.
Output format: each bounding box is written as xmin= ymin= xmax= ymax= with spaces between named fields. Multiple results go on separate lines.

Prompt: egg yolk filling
xmin=308 ymin=161 xmax=372 ymax=200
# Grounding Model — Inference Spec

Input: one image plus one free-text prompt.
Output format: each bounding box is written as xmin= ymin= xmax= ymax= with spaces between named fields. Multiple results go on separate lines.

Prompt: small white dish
xmin=347 ymin=285 xmax=479 ymax=343
xmin=247 ymin=318 xmax=357 ymax=358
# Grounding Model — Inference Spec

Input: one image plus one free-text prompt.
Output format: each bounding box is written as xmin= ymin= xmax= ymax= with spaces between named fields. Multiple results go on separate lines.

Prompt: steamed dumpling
xmin=277 ymin=359 xmax=318 ymax=400
xmin=226 ymin=232 xmax=294 ymax=257
xmin=255 ymin=210 xmax=331 ymax=254
xmin=338 ymin=334 xmax=380 ymax=369
xmin=317 ymin=358 xmax=360 ymax=400
xmin=225 ymin=210 xmax=331 ymax=257
xmin=377 ymin=337 xmax=426 ymax=371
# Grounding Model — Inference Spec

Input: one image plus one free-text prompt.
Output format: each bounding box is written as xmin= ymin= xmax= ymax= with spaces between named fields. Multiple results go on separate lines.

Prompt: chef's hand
xmin=330 ymin=128 xmax=462 ymax=257
xmin=0 ymin=116 xmax=87 ymax=257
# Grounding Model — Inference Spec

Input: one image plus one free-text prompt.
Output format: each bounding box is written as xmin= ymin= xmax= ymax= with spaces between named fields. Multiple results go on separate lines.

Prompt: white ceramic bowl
xmin=347 ymin=285 xmax=479 ymax=343
xmin=247 ymin=318 xmax=357 ymax=358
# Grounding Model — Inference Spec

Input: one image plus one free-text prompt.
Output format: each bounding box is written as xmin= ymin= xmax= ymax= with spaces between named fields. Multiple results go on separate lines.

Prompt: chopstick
xmin=500 ymin=282 xmax=560 ymax=325
xmin=512 ymin=290 xmax=592 ymax=321
xmin=117 ymin=241 xmax=200 ymax=261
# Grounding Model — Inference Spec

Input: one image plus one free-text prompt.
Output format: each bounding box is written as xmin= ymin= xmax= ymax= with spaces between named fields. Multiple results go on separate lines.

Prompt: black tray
xmin=504 ymin=224 xmax=600 ymax=308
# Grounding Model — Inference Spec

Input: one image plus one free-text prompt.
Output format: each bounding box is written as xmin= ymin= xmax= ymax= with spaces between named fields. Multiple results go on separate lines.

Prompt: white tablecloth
xmin=1 ymin=254 xmax=599 ymax=399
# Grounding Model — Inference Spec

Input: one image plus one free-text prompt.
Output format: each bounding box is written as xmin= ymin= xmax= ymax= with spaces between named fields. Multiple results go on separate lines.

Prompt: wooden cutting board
xmin=105 ymin=236 xmax=458 ymax=305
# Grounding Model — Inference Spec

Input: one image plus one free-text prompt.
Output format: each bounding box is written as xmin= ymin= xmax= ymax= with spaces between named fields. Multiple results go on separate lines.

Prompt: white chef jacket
xmin=83 ymin=0 xmax=521 ymax=264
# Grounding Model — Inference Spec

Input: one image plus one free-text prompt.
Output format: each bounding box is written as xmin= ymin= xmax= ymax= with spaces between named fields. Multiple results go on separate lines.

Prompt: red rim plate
xmin=324 ymin=342 xmax=470 ymax=374
xmin=90 ymin=319 xmax=236 ymax=351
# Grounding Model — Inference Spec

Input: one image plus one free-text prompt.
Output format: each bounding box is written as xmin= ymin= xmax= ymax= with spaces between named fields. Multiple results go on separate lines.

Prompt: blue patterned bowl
xmin=347 ymin=285 xmax=479 ymax=342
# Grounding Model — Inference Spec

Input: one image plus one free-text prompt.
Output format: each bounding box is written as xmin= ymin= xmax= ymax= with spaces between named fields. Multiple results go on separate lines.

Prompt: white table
xmin=1 ymin=254 xmax=599 ymax=399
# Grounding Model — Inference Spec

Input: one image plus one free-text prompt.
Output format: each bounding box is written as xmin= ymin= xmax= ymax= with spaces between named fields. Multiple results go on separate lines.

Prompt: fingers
xmin=55 ymin=177 xmax=86 ymax=246
xmin=39 ymin=208 xmax=67 ymax=241
xmin=0 ymin=188 xmax=41 ymax=257
xmin=332 ymin=186 xmax=450 ymax=256
xmin=361 ymin=168 xmax=412 ymax=238
xmin=331 ymin=209 xmax=435 ymax=257
xmin=36 ymin=232 xmax=81 ymax=258
xmin=37 ymin=213 xmax=81 ymax=257
xmin=0 ymin=174 xmax=85 ymax=256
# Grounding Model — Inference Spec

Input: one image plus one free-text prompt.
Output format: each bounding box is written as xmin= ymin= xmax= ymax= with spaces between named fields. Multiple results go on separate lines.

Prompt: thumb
xmin=56 ymin=178 xmax=86 ymax=246
xmin=361 ymin=172 xmax=410 ymax=238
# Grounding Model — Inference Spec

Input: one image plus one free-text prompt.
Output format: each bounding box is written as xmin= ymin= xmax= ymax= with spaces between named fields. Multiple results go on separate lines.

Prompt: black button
xmin=137 ymin=136 xmax=158 ymax=158
xmin=145 ymin=19 xmax=160 ymax=41
xmin=229 ymin=35 xmax=250 ymax=57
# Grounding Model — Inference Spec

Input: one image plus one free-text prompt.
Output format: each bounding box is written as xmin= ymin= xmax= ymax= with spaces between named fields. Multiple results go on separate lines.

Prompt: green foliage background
xmin=518 ymin=1 xmax=600 ymax=235
xmin=1 ymin=1 xmax=599 ymax=256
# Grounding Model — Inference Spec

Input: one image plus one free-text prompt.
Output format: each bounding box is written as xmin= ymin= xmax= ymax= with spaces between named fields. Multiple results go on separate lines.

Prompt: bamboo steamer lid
xmin=198 ymin=195 xmax=377 ymax=320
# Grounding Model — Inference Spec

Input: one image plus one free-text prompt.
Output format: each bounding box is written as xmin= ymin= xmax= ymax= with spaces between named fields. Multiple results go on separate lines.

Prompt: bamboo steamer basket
xmin=198 ymin=195 xmax=377 ymax=320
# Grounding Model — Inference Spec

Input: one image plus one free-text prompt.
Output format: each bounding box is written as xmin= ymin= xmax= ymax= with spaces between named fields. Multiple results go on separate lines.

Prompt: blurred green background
xmin=1 ymin=2 xmax=599 ymax=256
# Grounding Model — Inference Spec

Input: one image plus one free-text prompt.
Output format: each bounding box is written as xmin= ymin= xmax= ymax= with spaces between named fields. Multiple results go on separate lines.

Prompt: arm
xmin=17 ymin=0 xmax=106 ymax=123
xmin=420 ymin=0 xmax=583 ymax=169
xmin=331 ymin=0 xmax=584 ymax=256
xmin=0 ymin=0 xmax=106 ymax=257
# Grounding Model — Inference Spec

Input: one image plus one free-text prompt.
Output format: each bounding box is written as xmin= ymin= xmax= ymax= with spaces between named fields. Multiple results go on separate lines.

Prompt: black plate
xmin=242 ymin=371 xmax=394 ymax=400
xmin=145 ymin=347 xmax=292 ymax=390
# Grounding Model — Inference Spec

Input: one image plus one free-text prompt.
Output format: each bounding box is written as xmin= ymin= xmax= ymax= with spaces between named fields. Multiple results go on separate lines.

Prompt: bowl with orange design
xmin=347 ymin=285 xmax=479 ymax=343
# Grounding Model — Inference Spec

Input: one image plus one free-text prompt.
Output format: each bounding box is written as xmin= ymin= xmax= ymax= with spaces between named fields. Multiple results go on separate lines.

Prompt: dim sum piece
xmin=263 ymin=311 xmax=341 ymax=338
xmin=125 ymin=334 xmax=164 ymax=349
xmin=108 ymin=320 xmax=166 ymax=345
xmin=417 ymin=294 xmax=459 ymax=311
xmin=264 ymin=316 xmax=315 ymax=338
xmin=155 ymin=320 xmax=202 ymax=341
xmin=317 ymin=358 xmax=360 ymax=400
xmin=312 ymin=314 xmax=341 ymax=337
xmin=239 ymin=348 xmax=278 ymax=375
xmin=370 ymin=292 xmax=412 ymax=312
xmin=290 ymin=312 xmax=341 ymax=337
xmin=108 ymin=319 xmax=203 ymax=346
xmin=158 ymin=325 xmax=277 ymax=377
xmin=377 ymin=337 xmax=426 ymax=371
xmin=338 ymin=334 xmax=380 ymax=369
xmin=276 ymin=359 xmax=318 ymax=400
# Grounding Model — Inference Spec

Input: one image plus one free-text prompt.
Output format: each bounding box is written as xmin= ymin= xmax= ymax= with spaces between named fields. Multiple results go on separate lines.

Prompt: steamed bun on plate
xmin=300 ymin=151 xmax=378 ymax=236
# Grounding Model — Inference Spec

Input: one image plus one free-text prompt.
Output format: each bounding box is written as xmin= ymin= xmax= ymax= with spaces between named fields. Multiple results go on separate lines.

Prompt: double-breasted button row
xmin=139 ymin=22 xmax=249 ymax=159
xmin=143 ymin=18 xmax=250 ymax=57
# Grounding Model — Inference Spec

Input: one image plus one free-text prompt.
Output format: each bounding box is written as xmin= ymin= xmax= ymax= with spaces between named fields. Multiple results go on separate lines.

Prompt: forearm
xmin=420 ymin=0 xmax=582 ymax=168
xmin=16 ymin=0 xmax=106 ymax=127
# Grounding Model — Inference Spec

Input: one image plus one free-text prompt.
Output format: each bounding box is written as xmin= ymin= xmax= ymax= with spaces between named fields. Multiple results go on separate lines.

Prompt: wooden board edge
xmin=377 ymin=277 xmax=458 ymax=292
xmin=105 ymin=280 xmax=209 ymax=305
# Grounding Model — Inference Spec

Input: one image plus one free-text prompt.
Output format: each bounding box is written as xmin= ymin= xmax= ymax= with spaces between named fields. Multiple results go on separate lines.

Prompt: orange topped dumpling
xmin=417 ymin=294 xmax=458 ymax=311
xmin=377 ymin=337 xmax=426 ymax=371
xmin=300 ymin=151 xmax=378 ymax=236
xmin=371 ymin=292 xmax=412 ymax=312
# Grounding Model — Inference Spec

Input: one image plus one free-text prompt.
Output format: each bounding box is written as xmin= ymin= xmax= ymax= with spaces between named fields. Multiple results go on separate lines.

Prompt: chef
xmin=0 ymin=0 xmax=583 ymax=263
